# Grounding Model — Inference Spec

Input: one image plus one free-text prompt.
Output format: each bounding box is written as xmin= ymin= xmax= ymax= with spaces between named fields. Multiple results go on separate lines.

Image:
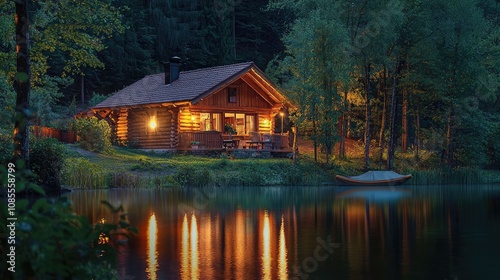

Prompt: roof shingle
xmin=93 ymin=62 xmax=254 ymax=108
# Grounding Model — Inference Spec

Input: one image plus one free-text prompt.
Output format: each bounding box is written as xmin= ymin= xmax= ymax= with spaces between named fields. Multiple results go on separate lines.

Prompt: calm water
xmin=67 ymin=185 xmax=500 ymax=280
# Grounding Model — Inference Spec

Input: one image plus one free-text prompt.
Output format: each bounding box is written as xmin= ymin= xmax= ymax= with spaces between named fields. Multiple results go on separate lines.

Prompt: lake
xmin=67 ymin=185 xmax=500 ymax=280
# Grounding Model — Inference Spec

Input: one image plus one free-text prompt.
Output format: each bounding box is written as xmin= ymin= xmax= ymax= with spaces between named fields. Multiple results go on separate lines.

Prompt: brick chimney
xmin=164 ymin=56 xmax=181 ymax=84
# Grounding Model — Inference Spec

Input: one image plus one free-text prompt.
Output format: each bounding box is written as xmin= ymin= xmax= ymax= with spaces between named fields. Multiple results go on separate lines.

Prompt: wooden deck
xmin=176 ymin=131 xmax=292 ymax=157
xmin=178 ymin=131 xmax=290 ymax=148
xmin=177 ymin=147 xmax=293 ymax=158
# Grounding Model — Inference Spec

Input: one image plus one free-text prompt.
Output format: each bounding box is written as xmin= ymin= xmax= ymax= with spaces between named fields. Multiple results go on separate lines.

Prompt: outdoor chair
xmin=248 ymin=132 xmax=265 ymax=149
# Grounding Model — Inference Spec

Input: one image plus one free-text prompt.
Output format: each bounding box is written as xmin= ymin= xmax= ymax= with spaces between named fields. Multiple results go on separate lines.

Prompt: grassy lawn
xmin=62 ymin=144 xmax=333 ymax=188
xmin=62 ymin=141 xmax=500 ymax=189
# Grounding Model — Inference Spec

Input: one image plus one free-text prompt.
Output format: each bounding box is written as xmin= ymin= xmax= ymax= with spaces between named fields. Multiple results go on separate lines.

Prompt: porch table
xmin=248 ymin=140 xmax=265 ymax=149
xmin=223 ymin=139 xmax=239 ymax=149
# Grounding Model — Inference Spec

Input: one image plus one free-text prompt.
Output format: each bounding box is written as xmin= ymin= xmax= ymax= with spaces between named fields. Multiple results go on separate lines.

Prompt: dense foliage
xmin=30 ymin=137 xmax=66 ymax=192
xmin=73 ymin=117 xmax=112 ymax=152
xmin=0 ymin=196 xmax=136 ymax=279
xmin=1 ymin=133 xmax=66 ymax=193
xmin=269 ymin=0 xmax=500 ymax=169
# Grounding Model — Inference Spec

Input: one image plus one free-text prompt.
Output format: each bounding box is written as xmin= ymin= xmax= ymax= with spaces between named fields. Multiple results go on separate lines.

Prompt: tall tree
xmin=341 ymin=0 xmax=404 ymax=170
xmin=271 ymin=0 xmax=351 ymax=163
xmin=1 ymin=0 xmax=125 ymax=128
xmin=13 ymin=0 xmax=30 ymax=164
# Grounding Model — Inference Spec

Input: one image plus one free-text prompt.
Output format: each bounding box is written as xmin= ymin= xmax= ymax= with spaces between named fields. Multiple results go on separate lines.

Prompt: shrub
xmin=73 ymin=117 xmax=111 ymax=152
xmin=0 ymin=196 xmax=137 ymax=279
xmin=175 ymin=166 xmax=213 ymax=187
xmin=283 ymin=164 xmax=303 ymax=186
xmin=0 ymin=133 xmax=13 ymax=165
xmin=30 ymin=137 xmax=66 ymax=193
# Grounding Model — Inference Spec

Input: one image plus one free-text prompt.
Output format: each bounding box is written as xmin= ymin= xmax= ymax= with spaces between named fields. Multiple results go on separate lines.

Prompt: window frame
xmin=200 ymin=111 xmax=257 ymax=135
xmin=227 ymin=87 xmax=237 ymax=103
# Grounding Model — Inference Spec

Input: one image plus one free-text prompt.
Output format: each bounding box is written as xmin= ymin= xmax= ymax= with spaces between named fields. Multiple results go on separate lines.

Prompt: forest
xmin=1 ymin=0 xmax=499 ymax=170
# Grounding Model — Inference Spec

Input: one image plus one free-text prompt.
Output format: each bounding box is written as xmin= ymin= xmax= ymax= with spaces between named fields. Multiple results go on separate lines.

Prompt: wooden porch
xmin=178 ymin=131 xmax=292 ymax=156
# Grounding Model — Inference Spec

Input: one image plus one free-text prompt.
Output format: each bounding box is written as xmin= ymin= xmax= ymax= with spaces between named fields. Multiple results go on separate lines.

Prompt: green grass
xmin=62 ymin=145 xmax=331 ymax=188
xmin=61 ymin=144 xmax=500 ymax=188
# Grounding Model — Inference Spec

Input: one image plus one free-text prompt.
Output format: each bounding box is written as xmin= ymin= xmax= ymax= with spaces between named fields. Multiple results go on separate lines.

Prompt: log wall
xmin=178 ymin=107 xmax=200 ymax=132
xmin=127 ymin=108 xmax=174 ymax=149
xmin=258 ymin=112 xmax=273 ymax=134
xmin=116 ymin=108 xmax=128 ymax=144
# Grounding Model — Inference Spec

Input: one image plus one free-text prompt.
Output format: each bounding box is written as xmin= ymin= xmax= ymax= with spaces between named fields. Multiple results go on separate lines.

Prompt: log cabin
xmin=91 ymin=59 xmax=292 ymax=151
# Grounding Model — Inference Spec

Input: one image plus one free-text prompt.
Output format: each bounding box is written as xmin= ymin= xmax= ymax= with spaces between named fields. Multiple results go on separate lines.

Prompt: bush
xmin=175 ymin=166 xmax=213 ymax=187
xmin=0 ymin=133 xmax=13 ymax=165
xmin=30 ymin=137 xmax=66 ymax=193
xmin=0 ymin=196 xmax=137 ymax=279
xmin=73 ymin=117 xmax=111 ymax=152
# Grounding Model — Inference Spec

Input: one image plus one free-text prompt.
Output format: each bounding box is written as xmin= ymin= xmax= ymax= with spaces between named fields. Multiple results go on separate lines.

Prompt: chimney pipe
xmin=165 ymin=56 xmax=181 ymax=85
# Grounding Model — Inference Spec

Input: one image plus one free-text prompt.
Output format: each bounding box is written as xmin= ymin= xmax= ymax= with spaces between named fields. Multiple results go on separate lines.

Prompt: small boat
xmin=335 ymin=171 xmax=412 ymax=186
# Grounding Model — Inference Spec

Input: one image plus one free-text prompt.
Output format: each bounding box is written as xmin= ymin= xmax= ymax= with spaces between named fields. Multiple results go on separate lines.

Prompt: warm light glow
xmin=180 ymin=213 xmax=200 ymax=280
xmin=278 ymin=215 xmax=288 ymax=280
xmin=147 ymin=213 xmax=159 ymax=280
xmin=191 ymin=115 xmax=196 ymax=121
xmin=149 ymin=116 xmax=157 ymax=129
xmin=263 ymin=119 xmax=269 ymax=125
xmin=98 ymin=233 xmax=109 ymax=245
xmin=190 ymin=213 xmax=199 ymax=280
xmin=262 ymin=211 xmax=271 ymax=280
xmin=280 ymin=112 xmax=284 ymax=117
xmin=235 ymin=210 xmax=245 ymax=280
xmin=181 ymin=214 xmax=189 ymax=280
xmin=199 ymin=215 xmax=213 ymax=280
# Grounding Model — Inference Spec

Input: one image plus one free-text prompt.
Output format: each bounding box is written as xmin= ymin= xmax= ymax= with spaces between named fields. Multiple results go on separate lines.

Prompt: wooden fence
xmin=32 ymin=126 xmax=78 ymax=143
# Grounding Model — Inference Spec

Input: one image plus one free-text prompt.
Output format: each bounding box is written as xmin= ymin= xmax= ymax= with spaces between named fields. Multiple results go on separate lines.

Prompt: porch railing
xmin=178 ymin=131 xmax=224 ymax=149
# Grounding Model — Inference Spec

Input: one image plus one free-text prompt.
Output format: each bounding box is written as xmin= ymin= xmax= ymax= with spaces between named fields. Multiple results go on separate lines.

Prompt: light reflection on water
xmin=190 ymin=213 xmax=199 ymax=280
xmin=180 ymin=214 xmax=189 ymax=280
xmin=278 ymin=215 xmax=288 ymax=280
xmin=146 ymin=213 xmax=158 ymax=280
xmin=67 ymin=185 xmax=500 ymax=280
xmin=262 ymin=211 xmax=272 ymax=280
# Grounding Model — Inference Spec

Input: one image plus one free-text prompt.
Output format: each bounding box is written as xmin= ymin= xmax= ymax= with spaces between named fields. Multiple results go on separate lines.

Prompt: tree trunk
xmin=313 ymin=119 xmax=317 ymax=162
xmin=292 ymin=126 xmax=297 ymax=164
xmin=325 ymin=129 xmax=330 ymax=164
xmin=401 ymin=86 xmax=408 ymax=153
xmin=378 ymin=66 xmax=387 ymax=162
xmin=414 ymin=108 xmax=420 ymax=162
xmin=364 ymin=63 xmax=371 ymax=170
xmin=13 ymin=0 xmax=30 ymax=166
xmin=387 ymin=62 xmax=399 ymax=170
xmin=347 ymin=102 xmax=352 ymax=138
xmin=339 ymin=112 xmax=345 ymax=159
xmin=339 ymin=89 xmax=348 ymax=159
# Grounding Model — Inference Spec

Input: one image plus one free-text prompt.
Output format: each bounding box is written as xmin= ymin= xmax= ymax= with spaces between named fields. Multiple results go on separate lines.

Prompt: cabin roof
xmin=93 ymin=62 xmax=285 ymax=109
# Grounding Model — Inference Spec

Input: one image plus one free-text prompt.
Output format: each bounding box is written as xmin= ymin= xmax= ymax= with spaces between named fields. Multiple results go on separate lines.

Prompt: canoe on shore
xmin=335 ymin=171 xmax=412 ymax=186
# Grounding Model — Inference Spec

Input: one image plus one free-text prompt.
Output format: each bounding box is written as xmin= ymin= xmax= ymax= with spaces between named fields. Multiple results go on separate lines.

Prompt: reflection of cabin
xmin=91 ymin=59 xmax=291 ymax=150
